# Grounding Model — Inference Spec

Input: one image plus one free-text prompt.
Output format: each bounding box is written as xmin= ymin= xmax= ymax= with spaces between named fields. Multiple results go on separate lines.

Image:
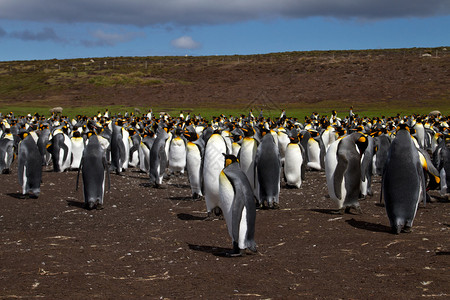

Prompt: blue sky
xmin=1 ymin=0 xmax=449 ymax=61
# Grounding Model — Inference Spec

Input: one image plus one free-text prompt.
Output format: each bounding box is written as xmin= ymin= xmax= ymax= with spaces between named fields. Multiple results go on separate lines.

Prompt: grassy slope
xmin=0 ymin=48 xmax=449 ymax=120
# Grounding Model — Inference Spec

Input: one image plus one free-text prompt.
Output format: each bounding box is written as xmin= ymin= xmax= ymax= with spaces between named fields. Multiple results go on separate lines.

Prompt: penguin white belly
xmin=186 ymin=142 xmax=202 ymax=196
xmin=61 ymin=134 xmax=72 ymax=172
xmin=121 ymin=131 xmax=130 ymax=169
xmin=22 ymin=165 xmax=28 ymax=194
xmin=284 ymin=144 xmax=303 ymax=188
xmin=232 ymin=143 xmax=241 ymax=156
xmin=237 ymin=207 xmax=248 ymax=250
xmin=307 ymin=139 xmax=321 ymax=170
xmin=325 ymin=139 xmax=340 ymax=204
xmin=372 ymin=154 xmax=377 ymax=175
xmin=277 ymin=132 xmax=289 ymax=164
xmin=321 ymin=130 xmax=331 ymax=150
xmin=168 ymin=137 xmax=186 ymax=173
xmin=203 ymin=134 xmax=226 ymax=212
xmin=70 ymin=138 xmax=84 ymax=169
xmin=139 ymin=143 xmax=150 ymax=173
xmin=219 ymin=170 xmax=234 ymax=237
xmin=239 ymin=138 xmax=257 ymax=189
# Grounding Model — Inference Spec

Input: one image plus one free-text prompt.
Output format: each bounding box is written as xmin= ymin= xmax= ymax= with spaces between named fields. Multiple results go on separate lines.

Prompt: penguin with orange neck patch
xmin=219 ymin=154 xmax=257 ymax=256
xmin=18 ymin=132 xmax=42 ymax=198
xmin=325 ymin=132 xmax=368 ymax=213
xmin=382 ymin=124 xmax=429 ymax=233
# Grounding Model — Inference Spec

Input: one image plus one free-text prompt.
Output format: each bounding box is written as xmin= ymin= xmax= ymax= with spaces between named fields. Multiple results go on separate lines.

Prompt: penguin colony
xmin=0 ymin=109 xmax=449 ymax=254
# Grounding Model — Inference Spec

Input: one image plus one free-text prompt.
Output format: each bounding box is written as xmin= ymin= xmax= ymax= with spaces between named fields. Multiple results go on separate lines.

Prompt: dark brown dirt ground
xmin=0 ymin=160 xmax=449 ymax=299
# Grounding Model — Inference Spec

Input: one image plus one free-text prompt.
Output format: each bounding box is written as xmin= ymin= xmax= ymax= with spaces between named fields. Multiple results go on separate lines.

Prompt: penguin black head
xmin=183 ymin=130 xmax=198 ymax=141
xmin=355 ymin=134 xmax=369 ymax=155
xmin=223 ymin=154 xmax=239 ymax=167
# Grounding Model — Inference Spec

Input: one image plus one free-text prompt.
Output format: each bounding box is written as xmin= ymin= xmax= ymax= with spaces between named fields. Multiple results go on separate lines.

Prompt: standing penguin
xmin=168 ymin=128 xmax=187 ymax=174
xmin=77 ymin=134 xmax=110 ymax=210
xmin=0 ymin=137 xmax=14 ymax=174
xmin=184 ymin=129 xmax=204 ymax=199
xmin=239 ymin=125 xmax=258 ymax=190
xmin=18 ymin=134 xmax=42 ymax=198
xmin=360 ymin=134 xmax=375 ymax=197
xmin=382 ymin=125 xmax=427 ymax=234
xmin=47 ymin=128 xmax=72 ymax=172
xmin=255 ymin=130 xmax=281 ymax=208
xmin=306 ymin=130 xmax=325 ymax=171
xmin=372 ymin=131 xmax=391 ymax=176
xmin=128 ymin=129 xmax=141 ymax=168
xmin=325 ymin=132 xmax=368 ymax=213
xmin=203 ymin=131 xmax=227 ymax=218
xmin=219 ymin=154 xmax=257 ymax=256
xmin=110 ymin=120 xmax=127 ymax=174
xmin=70 ymin=130 xmax=85 ymax=170
xmin=149 ymin=126 xmax=169 ymax=187
xmin=284 ymin=130 xmax=306 ymax=189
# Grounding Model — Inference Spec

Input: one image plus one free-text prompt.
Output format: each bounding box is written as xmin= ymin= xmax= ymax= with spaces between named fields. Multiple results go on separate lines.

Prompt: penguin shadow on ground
xmin=310 ymin=208 xmax=343 ymax=215
xmin=7 ymin=192 xmax=27 ymax=199
xmin=169 ymin=195 xmax=199 ymax=201
xmin=177 ymin=213 xmax=206 ymax=221
xmin=167 ymin=182 xmax=191 ymax=189
xmin=187 ymin=243 xmax=236 ymax=257
xmin=66 ymin=200 xmax=87 ymax=209
xmin=345 ymin=218 xmax=391 ymax=233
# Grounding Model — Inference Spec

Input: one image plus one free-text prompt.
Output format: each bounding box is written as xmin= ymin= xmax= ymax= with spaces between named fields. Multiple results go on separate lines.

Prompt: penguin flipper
xmin=333 ymin=156 xmax=347 ymax=201
xmin=61 ymin=142 xmax=69 ymax=165
xmin=418 ymin=148 xmax=441 ymax=186
xmin=118 ymin=140 xmax=126 ymax=166
xmin=103 ymin=156 xmax=111 ymax=191
xmin=17 ymin=143 xmax=25 ymax=187
xmin=76 ymin=158 xmax=82 ymax=191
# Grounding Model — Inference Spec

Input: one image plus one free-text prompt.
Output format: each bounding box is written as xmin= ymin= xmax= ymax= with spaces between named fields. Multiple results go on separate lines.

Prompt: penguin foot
xmin=226 ymin=250 xmax=244 ymax=257
xmin=192 ymin=193 xmax=202 ymax=201
xmin=401 ymin=226 xmax=412 ymax=233
xmin=271 ymin=202 xmax=280 ymax=210
xmin=96 ymin=204 xmax=104 ymax=210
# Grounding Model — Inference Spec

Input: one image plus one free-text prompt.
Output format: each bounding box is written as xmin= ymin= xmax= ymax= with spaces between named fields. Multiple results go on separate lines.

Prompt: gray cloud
xmin=1 ymin=1 xmax=449 ymax=27
xmin=0 ymin=26 xmax=6 ymax=37
xmin=81 ymin=29 xmax=145 ymax=47
xmin=9 ymin=27 xmax=63 ymax=42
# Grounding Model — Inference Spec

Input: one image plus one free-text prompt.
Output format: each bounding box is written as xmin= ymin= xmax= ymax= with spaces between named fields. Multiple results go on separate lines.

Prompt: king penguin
xmin=184 ymin=128 xmax=204 ymax=199
xmin=255 ymin=129 xmax=281 ymax=208
xmin=284 ymin=129 xmax=306 ymax=189
xmin=77 ymin=133 xmax=110 ymax=210
xmin=203 ymin=130 xmax=227 ymax=218
xmin=149 ymin=126 xmax=170 ymax=187
xmin=238 ymin=124 xmax=258 ymax=190
xmin=382 ymin=125 xmax=427 ymax=233
xmin=47 ymin=127 xmax=72 ymax=172
xmin=168 ymin=128 xmax=187 ymax=174
xmin=0 ymin=136 xmax=14 ymax=174
xmin=70 ymin=130 xmax=85 ymax=170
xmin=219 ymin=154 xmax=257 ymax=256
xmin=18 ymin=133 xmax=42 ymax=198
xmin=325 ymin=132 xmax=368 ymax=213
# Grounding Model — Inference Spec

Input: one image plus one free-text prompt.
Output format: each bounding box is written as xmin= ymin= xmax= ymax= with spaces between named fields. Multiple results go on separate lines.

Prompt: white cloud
xmin=171 ymin=36 xmax=201 ymax=49
xmin=0 ymin=1 xmax=449 ymax=26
